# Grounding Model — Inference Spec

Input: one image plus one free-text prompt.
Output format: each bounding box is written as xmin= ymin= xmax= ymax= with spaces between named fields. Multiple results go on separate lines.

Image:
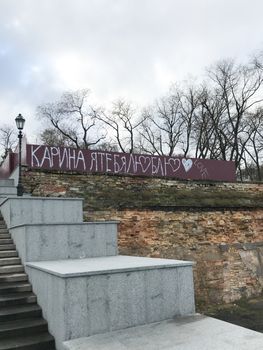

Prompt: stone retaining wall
xmin=22 ymin=169 xmax=263 ymax=307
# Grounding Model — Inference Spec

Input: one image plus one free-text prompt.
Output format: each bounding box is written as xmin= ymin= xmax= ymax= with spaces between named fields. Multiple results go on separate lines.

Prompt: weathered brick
xmin=22 ymin=169 xmax=263 ymax=307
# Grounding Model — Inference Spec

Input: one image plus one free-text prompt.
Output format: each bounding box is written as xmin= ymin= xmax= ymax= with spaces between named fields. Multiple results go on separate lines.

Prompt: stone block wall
xmin=22 ymin=169 xmax=263 ymax=308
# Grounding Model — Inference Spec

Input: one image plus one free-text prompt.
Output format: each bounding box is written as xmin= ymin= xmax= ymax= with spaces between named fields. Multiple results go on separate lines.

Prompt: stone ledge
xmin=26 ymin=255 xmax=194 ymax=278
xmin=11 ymin=221 xmax=120 ymax=229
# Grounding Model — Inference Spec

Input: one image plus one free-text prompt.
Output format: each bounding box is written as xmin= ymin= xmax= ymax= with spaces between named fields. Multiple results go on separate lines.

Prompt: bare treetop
xmin=37 ymin=89 xmax=105 ymax=149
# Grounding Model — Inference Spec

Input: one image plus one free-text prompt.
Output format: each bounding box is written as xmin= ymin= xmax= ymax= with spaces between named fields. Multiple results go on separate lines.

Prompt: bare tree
xmin=196 ymin=85 xmax=231 ymax=160
xmin=32 ymin=55 xmax=263 ymax=181
xmin=0 ymin=124 xmax=17 ymax=162
xmin=37 ymin=89 xmax=105 ymax=149
xmin=243 ymin=110 xmax=263 ymax=180
xmin=140 ymin=91 xmax=184 ymax=156
xmin=39 ymin=128 xmax=75 ymax=147
xmin=97 ymin=99 xmax=145 ymax=153
xmin=205 ymin=58 xmax=263 ymax=167
xmin=139 ymin=107 xmax=164 ymax=155
xmin=179 ymin=85 xmax=200 ymax=157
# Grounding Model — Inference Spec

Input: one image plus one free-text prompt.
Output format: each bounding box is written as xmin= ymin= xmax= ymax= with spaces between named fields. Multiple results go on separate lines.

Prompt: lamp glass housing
xmin=15 ymin=114 xmax=25 ymax=130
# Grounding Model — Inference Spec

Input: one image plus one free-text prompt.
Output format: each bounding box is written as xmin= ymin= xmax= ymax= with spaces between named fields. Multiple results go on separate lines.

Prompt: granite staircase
xmin=0 ymin=215 xmax=56 ymax=350
xmin=0 ymin=181 xmax=195 ymax=350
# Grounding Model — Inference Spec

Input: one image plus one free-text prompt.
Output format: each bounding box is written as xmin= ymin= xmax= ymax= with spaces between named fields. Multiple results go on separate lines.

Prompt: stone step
xmin=0 ymin=282 xmax=32 ymax=294
xmin=11 ymin=222 xmax=118 ymax=263
xmin=0 ymin=234 xmax=11 ymax=239
xmin=0 ymin=186 xmax=17 ymax=196
xmin=0 ymin=273 xmax=27 ymax=283
xmin=0 ymin=239 xmax=13 ymax=245
xmin=0 ymin=332 xmax=55 ymax=350
xmin=0 ymin=229 xmax=10 ymax=235
xmin=0 ymin=245 xmax=15 ymax=251
xmin=0 ymin=257 xmax=21 ymax=266
xmin=0 ymin=292 xmax=37 ymax=307
xmin=0 ymin=265 xmax=24 ymax=274
xmin=27 ymin=255 xmax=195 ymax=347
xmin=0 ymin=179 xmax=14 ymax=187
xmin=1 ymin=197 xmax=83 ymax=228
xmin=0 ymin=251 xmax=18 ymax=259
xmin=0 ymin=304 xmax=42 ymax=322
xmin=0 ymin=318 xmax=48 ymax=338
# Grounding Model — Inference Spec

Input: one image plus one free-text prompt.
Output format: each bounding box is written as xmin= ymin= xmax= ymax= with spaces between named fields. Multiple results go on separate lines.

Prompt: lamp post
xmin=15 ymin=114 xmax=25 ymax=196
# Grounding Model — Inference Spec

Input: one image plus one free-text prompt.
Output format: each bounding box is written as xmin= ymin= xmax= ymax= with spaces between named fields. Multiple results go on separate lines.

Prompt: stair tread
xmin=0 ymin=282 xmax=31 ymax=289
xmin=0 ymin=265 xmax=24 ymax=274
xmin=0 ymin=252 xmax=18 ymax=258
xmin=0 ymin=251 xmax=17 ymax=253
xmin=0 ymin=256 xmax=18 ymax=260
xmin=0 ymin=273 xmax=27 ymax=280
xmin=0 ymin=293 xmax=37 ymax=306
xmin=0 ymin=280 xmax=30 ymax=286
xmin=0 ymin=264 xmax=23 ymax=269
xmin=0 ymin=260 xmax=21 ymax=265
xmin=0 ymin=292 xmax=36 ymax=301
xmin=0 ymin=332 xmax=55 ymax=349
xmin=0 ymin=304 xmax=40 ymax=316
xmin=0 ymin=317 xmax=47 ymax=331
xmin=0 ymin=245 xmax=15 ymax=251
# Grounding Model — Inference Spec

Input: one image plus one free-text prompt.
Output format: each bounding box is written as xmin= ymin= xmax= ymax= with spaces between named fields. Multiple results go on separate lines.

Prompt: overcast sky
xmin=1 ymin=0 xmax=263 ymax=141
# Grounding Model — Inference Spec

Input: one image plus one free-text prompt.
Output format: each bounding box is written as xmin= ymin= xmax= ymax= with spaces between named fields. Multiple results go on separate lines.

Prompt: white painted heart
xmin=168 ymin=158 xmax=180 ymax=173
xmin=182 ymin=158 xmax=193 ymax=172
xmin=138 ymin=155 xmax=151 ymax=173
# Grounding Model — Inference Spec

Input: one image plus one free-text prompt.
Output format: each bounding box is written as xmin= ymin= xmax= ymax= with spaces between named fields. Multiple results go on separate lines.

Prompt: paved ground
xmin=205 ymin=296 xmax=263 ymax=333
xmin=63 ymin=314 xmax=263 ymax=350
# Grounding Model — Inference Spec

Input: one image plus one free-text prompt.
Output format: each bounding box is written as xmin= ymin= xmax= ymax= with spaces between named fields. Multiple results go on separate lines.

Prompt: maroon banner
xmin=26 ymin=144 xmax=236 ymax=182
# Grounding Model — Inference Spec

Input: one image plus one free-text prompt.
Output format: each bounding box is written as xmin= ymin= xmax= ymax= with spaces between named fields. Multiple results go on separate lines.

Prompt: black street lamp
xmin=15 ymin=114 xmax=25 ymax=196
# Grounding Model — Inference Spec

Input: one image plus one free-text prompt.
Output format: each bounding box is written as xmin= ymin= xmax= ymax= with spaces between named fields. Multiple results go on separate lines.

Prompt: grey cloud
xmin=0 ymin=0 xmax=263 ymax=138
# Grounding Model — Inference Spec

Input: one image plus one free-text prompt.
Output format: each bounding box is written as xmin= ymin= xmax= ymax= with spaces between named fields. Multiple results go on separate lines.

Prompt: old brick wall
xmin=22 ymin=169 xmax=263 ymax=308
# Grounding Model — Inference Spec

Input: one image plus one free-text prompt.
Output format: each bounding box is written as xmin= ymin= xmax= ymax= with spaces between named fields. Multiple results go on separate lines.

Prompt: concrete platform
xmin=26 ymin=256 xmax=195 ymax=350
xmin=63 ymin=314 xmax=263 ymax=350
